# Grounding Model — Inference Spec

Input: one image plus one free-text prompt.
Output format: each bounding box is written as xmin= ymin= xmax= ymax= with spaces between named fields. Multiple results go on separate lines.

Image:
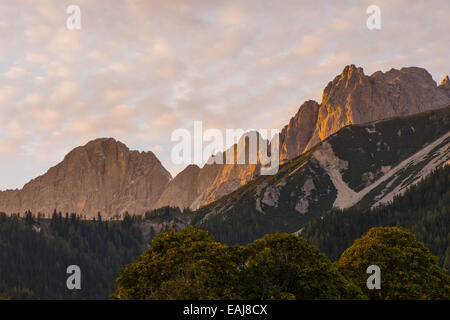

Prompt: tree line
xmin=113 ymin=226 xmax=449 ymax=300
xmin=0 ymin=210 xmax=146 ymax=299
xmin=301 ymin=165 xmax=450 ymax=269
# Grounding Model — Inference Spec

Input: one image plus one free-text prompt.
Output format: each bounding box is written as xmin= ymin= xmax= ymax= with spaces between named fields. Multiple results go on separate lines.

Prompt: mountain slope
xmin=192 ymin=106 xmax=450 ymax=244
xmin=301 ymin=164 xmax=450 ymax=269
xmin=163 ymin=65 xmax=450 ymax=210
xmin=155 ymin=131 xmax=265 ymax=210
xmin=0 ymin=138 xmax=171 ymax=217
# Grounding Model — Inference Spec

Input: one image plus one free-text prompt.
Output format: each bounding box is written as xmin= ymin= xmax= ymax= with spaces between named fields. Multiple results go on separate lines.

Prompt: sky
xmin=0 ymin=0 xmax=449 ymax=190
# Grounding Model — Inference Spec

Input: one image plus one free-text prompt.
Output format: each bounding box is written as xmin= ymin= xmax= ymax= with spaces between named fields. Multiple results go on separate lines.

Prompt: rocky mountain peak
xmin=322 ymin=65 xmax=365 ymax=100
xmin=0 ymin=138 xmax=171 ymax=217
xmin=341 ymin=64 xmax=364 ymax=78
xmin=280 ymin=100 xmax=320 ymax=162
xmin=156 ymin=131 xmax=267 ymax=210
xmin=65 ymin=137 xmax=126 ymax=161
xmin=280 ymin=65 xmax=450 ymax=163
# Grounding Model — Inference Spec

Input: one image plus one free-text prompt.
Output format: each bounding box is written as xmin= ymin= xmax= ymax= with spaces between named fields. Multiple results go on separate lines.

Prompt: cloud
xmin=23 ymin=24 xmax=52 ymax=44
xmin=0 ymin=86 xmax=18 ymax=104
xmin=22 ymin=93 xmax=44 ymax=106
xmin=3 ymin=67 xmax=29 ymax=80
xmin=0 ymin=0 xmax=449 ymax=190
xmin=50 ymin=80 xmax=79 ymax=103
xmin=28 ymin=108 xmax=62 ymax=131
xmin=25 ymin=52 xmax=48 ymax=64
xmin=7 ymin=119 xmax=28 ymax=139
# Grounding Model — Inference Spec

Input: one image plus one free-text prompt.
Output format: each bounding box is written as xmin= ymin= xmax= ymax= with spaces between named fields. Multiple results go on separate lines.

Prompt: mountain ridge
xmin=280 ymin=65 xmax=450 ymax=162
xmin=190 ymin=106 xmax=450 ymax=244
xmin=0 ymin=137 xmax=172 ymax=217
xmin=157 ymin=65 xmax=450 ymax=210
xmin=1 ymin=65 xmax=449 ymax=217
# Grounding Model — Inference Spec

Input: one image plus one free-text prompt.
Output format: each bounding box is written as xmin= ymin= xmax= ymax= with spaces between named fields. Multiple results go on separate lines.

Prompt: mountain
xmin=1 ymin=65 xmax=449 ymax=217
xmin=162 ymin=65 xmax=450 ymax=209
xmin=0 ymin=138 xmax=171 ymax=217
xmin=190 ymin=106 xmax=450 ymax=244
xmin=280 ymin=65 xmax=450 ymax=162
xmin=301 ymin=163 xmax=450 ymax=269
xmin=155 ymin=131 xmax=265 ymax=210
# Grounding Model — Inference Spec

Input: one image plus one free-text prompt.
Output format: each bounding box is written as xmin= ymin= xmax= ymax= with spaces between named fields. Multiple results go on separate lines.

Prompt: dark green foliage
xmin=143 ymin=206 xmax=194 ymax=226
xmin=113 ymin=227 xmax=244 ymax=300
xmin=113 ymin=228 xmax=363 ymax=300
xmin=239 ymin=233 xmax=363 ymax=299
xmin=302 ymin=165 xmax=450 ymax=269
xmin=0 ymin=211 xmax=146 ymax=299
xmin=337 ymin=227 xmax=450 ymax=300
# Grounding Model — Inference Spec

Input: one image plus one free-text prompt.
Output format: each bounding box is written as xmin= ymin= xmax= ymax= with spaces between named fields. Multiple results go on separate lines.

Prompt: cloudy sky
xmin=0 ymin=0 xmax=449 ymax=190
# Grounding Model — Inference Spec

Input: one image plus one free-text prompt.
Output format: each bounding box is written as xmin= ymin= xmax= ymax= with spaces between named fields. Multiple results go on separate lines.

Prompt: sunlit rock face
xmin=168 ymin=65 xmax=450 ymax=210
xmin=0 ymin=138 xmax=172 ymax=217
xmin=439 ymin=75 xmax=450 ymax=98
xmin=156 ymin=132 xmax=263 ymax=210
xmin=280 ymin=65 xmax=450 ymax=162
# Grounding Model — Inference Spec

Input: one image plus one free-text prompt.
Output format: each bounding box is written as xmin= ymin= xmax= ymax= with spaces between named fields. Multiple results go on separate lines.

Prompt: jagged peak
xmin=340 ymin=64 xmax=364 ymax=77
xmin=329 ymin=64 xmax=366 ymax=84
xmin=61 ymin=137 xmax=162 ymax=166
xmin=370 ymin=66 xmax=435 ymax=85
xmin=399 ymin=66 xmax=434 ymax=80
xmin=283 ymin=100 xmax=319 ymax=126
xmin=83 ymin=137 xmax=123 ymax=147
xmin=370 ymin=66 xmax=432 ymax=77
xmin=300 ymin=99 xmax=320 ymax=109
xmin=322 ymin=65 xmax=366 ymax=100
xmin=64 ymin=137 xmax=127 ymax=159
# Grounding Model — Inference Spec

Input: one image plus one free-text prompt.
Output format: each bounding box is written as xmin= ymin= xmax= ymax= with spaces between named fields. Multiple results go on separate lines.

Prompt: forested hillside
xmin=302 ymin=164 xmax=450 ymax=269
xmin=0 ymin=211 xmax=146 ymax=299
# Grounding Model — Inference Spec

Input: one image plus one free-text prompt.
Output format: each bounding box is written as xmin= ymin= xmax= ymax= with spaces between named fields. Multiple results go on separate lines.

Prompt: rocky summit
xmin=155 ymin=131 xmax=264 ymax=210
xmin=0 ymin=138 xmax=171 ymax=217
xmin=280 ymin=65 xmax=450 ymax=162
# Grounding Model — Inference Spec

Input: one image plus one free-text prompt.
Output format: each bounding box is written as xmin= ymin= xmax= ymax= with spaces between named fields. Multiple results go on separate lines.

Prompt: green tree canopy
xmin=112 ymin=227 xmax=244 ymax=300
xmin=337 ymin=227 xmax=450 ymax=300
xmin=239 ymin=233 xmax=363 ymax=299
xmin=113 ymin=228 xmax=363 ymax=300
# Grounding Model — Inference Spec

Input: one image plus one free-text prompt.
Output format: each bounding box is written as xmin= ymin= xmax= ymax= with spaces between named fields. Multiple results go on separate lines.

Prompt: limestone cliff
xmin=280 ymin=65 xmax=450 ymax=162
xmin=0 ymin=138 xmax=171 ymax=217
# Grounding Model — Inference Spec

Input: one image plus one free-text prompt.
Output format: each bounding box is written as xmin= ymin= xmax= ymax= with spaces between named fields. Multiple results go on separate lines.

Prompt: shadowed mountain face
xmin=0 ymin=138 xmax=171 ymax=217
xmin=0 ymin=65 xmax=449 ymax=217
